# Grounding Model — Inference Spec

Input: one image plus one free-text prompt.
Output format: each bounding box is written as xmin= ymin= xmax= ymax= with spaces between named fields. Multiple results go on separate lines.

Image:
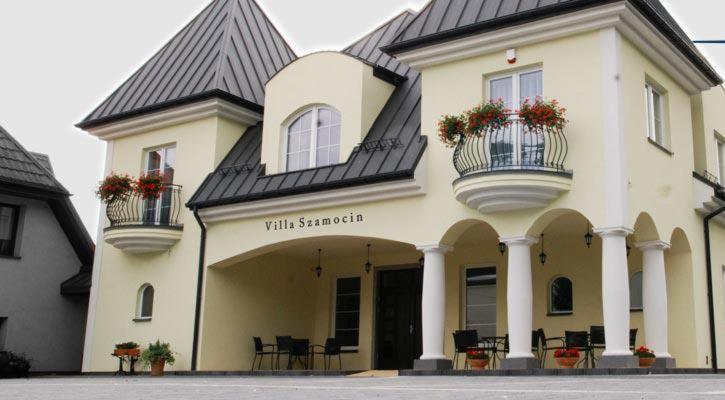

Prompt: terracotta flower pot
xmin=467 ymin=358 xmax=489 ymax=370
xmin=150 ymin=360 xmax=166 ymax=376
xmin=639 ymin=357 xmax=656 ymax=368
xmin=127 ymin=348 xmax=140 ymax=358
xmin=555 ymin=356 xmax=579 ymax=369
xmin=113 ymin=349 xmax=127 ymax=357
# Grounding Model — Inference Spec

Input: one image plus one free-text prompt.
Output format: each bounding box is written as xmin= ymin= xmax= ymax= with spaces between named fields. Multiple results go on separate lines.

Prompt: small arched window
xmin=285 ymin=106 xmax=341 ymax=171
xmin=630 ymin=271 xmax=643 ymax=311
xmin=549 ymin=277 xmax=573 ymax=314
xmin=136 ymin=284 xmax=154 ymax=320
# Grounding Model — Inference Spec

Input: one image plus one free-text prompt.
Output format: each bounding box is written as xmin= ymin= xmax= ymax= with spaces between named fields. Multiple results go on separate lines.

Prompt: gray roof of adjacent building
xmin=383 ymin=0 xmax=722 ymax=85
xmin=0 ymin=124 xmax=67 ymax=194
xmin=77 ymin=0 xmax=297 ymax=129
xmin=187 ymin=10 xmax=427 ymax=208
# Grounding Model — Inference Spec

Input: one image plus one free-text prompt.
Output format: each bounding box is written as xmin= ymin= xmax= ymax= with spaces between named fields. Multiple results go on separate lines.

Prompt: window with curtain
xmin=0 ymin=204 xmax=19 ymax=257
xmin=630 ymin=271 xmax=643 ymax=311
xmin=334 ymin=277 xmax=360 ymax=349
xmin=144 ymin=145 xmax=175 ymax=225
xmin=286 ymin=106 xmax=341 ymax=172
xmin=465 ymin=267 xmax=497 ymax=338
xmin=549 ymin=277 xmax=573 ymax=314
xmin=136 ymin=284 xmax=155 ymax=320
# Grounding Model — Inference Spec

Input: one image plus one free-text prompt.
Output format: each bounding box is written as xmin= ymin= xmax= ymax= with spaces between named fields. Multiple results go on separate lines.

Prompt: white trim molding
xmin=634 ymin=240 xmax=671 ymax=251
xmin=395 ymin=2 xmax=713 ymax=94
xmin=85 ymin=99 xmax=262 ymax=140
xmin=499 ymin=235 xmax=539 ymax=246
xmin=416 ymin=244 xmax=454 ymax=254
xmin=593 ymin=226 xmax=634 ymax=238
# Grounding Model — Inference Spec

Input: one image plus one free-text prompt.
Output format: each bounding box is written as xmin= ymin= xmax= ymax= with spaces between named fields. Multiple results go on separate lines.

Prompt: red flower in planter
xmin=135 ymin=173 xmax=165 ymax=200
xmin=465 ymin=99 xmax=511 ymax=136
xmin=96 ymin=173 xmax=134 ymax=203
xmin=554 ymin=348 xmax=579 ymax=358
xmin=438 ymin=114 xmax=466 ymax=147
xmin=518 ymin=97 xmax=567 ymax=131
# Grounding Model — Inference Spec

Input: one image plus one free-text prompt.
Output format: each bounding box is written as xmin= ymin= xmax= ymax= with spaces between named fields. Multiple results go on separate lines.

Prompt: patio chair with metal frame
xmin=452 ymin=330 xmax=479 ymax=370
xmin=251 ymin=336 xmax=276 ymax=371
xmin=629 ymin=328 xmax=638 ymax=351
xmin=289 ymin=338 xmax=311 ymax=370
xmin=275 ymin=336 xmax=293 ymax=370
xmin=589 ymin=326 xmax=605 ymax=367
xmin=312 ymin=338 xmax=342 ymax=371
xmin=565 ymin=330 xmax=593 ymax=368
xmin=537 ymin=328 xmax=566 ymax=368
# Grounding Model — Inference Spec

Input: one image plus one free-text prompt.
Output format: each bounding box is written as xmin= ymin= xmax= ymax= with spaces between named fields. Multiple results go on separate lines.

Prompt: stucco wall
xmin=0 ymin=194 xmax=87 ymax=372
xmin=87 ymin=115 xmax=247 ymax=371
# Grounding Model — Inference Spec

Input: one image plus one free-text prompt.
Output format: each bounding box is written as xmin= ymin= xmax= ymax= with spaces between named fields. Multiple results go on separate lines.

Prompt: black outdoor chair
xmin=275 ymin=336 xmax=293 ymax=370
xmin=289 ymin=338 xmax=311 ymax=370
xmin=251 ymin=337 xmax=276 ymax=371
xmin=589 ymin=326 xmax=605 ymax=367
xmin=452 ymin=330 xmax=479 ymax=370
xmin=629 ymin=328 xmax=638 ymax=351
xmin=537 ymin=328 xmax=566 ymax=368
xmin=490 ymin=332 xmax=539 ymax=369
xmin=312 ymin=338 xmax=342 ymax=371
xmin=478 ymin=336 xmax=503 ymax=369
xmin=565 ymin=330 xmax=593 ymax=368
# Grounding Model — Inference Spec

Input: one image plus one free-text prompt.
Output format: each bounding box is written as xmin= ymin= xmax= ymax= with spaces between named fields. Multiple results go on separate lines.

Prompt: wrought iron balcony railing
xmin=106 ymin=184 xmax=183 ymax=228
xmin=452 ymin=119 xmax=569 ymax=177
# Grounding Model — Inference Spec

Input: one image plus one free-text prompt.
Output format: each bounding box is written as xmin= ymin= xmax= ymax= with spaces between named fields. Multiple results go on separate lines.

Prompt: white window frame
xmin=716 ymin=134 xmax=725 ymax=184
xmin=461 ymin=265 xmax=497 ymax=337
xmin=331 ymin=275 xmax=361 ymax=351
xmin=486 ymin=67 xmax=543 ymax=166
xmin=143 ymin=144 xmax=175 ymax=225
xmin=548 ymin=275 xmax=573 ymax=315
xmin=630 ymin=271 xmax=644 ymax=311
xmin=283 ymin=105 xmax=341 ymax=172
xmin=136 ymin=283 xmax=154 ymax=321
xmin=645 ymin=83 xmax=667 ymax=147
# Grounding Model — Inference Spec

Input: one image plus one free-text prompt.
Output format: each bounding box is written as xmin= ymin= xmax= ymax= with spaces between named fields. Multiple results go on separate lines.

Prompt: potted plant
xmin=135 ymin=173 xmax=165 ymax=200
xmin=554 ymin=348 xmax=580 ymax=369
xmin=465 ymin=99 xmax=510 ymax=136
xmin=634 ymin=346 xmax=656 ymax=367
xmin=518 ymin=97 xmax=567 ymax=131
xmin=140 ymin=340 xmax=175 ymax=376
xmin=437 ymin=114 xmax=466 ymax=147
xmin=97 ymin=173 xmax=133 ymax=204
xmin=0 ymin=351 xmax=31 ymax=379
xmin=465 ymin=348 xmax=490 ymax=370
xmin=113 ymin=342 xmax=140 ymax=357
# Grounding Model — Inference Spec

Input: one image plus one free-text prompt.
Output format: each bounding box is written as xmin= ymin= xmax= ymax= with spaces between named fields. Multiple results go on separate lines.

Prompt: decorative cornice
xmin=635 ymin=240 xmax=671 ymax=251
xmin=499 ymin=235 xmax=539 ymax=246
xmin=416 ymin=244 xmax=454 ymax=254
xmin=394 ymin=2 xmax=712 ymax=94
xmin=594 ymin=226 xmax=634 ymax=237
xmin=84 ymin=98 xmax=262 ymax=140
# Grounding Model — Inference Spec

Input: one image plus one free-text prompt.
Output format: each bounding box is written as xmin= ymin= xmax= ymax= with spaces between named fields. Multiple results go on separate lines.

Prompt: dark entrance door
xmin=375 ymin=267 xmax=423 ymax=370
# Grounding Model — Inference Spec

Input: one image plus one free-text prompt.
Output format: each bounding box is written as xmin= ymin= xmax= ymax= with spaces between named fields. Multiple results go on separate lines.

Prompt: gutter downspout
xmin=191 ymin=207 xmax=207 ymax=371
xmin=704 ymin=203 xmax=725 ymax=373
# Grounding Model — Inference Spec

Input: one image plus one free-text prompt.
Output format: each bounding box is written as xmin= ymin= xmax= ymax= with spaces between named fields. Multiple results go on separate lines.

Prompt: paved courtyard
xmin=2 ymin=375 xmax=725 ymax=400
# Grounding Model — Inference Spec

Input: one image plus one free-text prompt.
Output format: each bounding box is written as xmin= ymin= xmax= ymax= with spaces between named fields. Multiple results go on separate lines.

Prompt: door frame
xmin=372 ymin=263 xmax=422 ymax=370
xmin=459 ymin=264 xmax=499 ymax=335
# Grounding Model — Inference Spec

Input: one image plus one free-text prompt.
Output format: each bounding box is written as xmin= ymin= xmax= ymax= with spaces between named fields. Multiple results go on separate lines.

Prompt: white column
xmin=595 ymin=227 xmax=633 ymax=357
xmin=417 ymin=244 xmax=452 ymax=361
xmin=636 ymin=240 xmax=672 ymax=359
xmin=500 ymin=235 xmax=538 ymax=360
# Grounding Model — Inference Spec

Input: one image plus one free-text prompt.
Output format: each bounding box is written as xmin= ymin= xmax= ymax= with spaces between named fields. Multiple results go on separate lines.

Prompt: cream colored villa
xmin=79 ymin=0 xmax=725 ymax=373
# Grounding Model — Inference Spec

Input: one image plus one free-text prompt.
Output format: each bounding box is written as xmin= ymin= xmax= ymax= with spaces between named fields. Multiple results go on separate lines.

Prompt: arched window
xmin=285 ymin=106 xmax=341 ymax=171
xmin=630 ymin=271 xmax=643 ymax=311
xmin=136 ymin=284 xmax=154 ymax=320
xmin=549 ymin=277 xmax=573 ymax=314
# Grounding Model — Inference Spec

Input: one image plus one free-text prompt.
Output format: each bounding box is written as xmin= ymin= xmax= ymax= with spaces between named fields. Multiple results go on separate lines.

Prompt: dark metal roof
xmin=77 ymin=0 xmax=296 ymax=129
xmin=384 ymin=0 xmax=722 ymax=85
xmin=188 ymin=10 xmax=428 ymax=209
xmin=0 ymin=124 xmax=67 ymax=194
xmin=60 ymin=267 xmax=92 ymax=296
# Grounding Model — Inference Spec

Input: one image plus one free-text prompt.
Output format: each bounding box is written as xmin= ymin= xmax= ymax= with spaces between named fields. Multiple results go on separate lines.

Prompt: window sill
xmin=630 ymin=308 xmax=643 ymax=313
xmin=0 ymin=254 xmax=20 ymax=260
xmin=547 ymin=312 xmax=573 ymax=317
xmin=133 ymin=317 xmax=152 ymax=323
xmin=648 ymin=138 xmax=674 ymax=156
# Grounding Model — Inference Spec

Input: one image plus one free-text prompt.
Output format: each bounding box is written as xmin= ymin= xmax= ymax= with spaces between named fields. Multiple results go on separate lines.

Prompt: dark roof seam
xmin=434 ymin=0 xmax=454 ymax=33
xmin=231 ymin=22 xmax=266 ymax=104
xmin=251 ymin=0 xmax=298 ymax=58
xmin=235 ymin=2 xmax=273 ymax=82
xmin=251 ymin=3 xmax=285 ymax=70
xmin=244 ymin=0 xmax=280 ymax=76
xmin=228 ymin=34 xmax=261 ymax=103
xmin=213 ymin=0 xmax=237 ymax=89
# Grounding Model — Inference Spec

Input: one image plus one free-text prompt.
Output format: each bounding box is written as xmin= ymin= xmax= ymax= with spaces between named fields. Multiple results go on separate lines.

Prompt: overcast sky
xmin=0 ymin=0 xmax=723 ymax=236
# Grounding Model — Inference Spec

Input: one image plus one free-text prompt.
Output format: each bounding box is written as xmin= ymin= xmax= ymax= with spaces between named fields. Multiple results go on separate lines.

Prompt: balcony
xmin=103 ymin=184 xmax=184 ymax=254
xmin=452 ymin=120 xmax=572 ymax=213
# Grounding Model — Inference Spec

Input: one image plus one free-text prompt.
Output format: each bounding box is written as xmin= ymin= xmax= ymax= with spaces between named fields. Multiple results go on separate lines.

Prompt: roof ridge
xmin=213 ymin=0 xmax=238 ymax=89
xmin=342 ymin=7 xmax=417 ymax=53
xmin=0 ymin=124 xmax=68 ymax=194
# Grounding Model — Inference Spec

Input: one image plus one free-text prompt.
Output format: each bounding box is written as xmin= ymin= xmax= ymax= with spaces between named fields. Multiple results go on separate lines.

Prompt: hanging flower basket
xmin=634 ymin=346 xmax=656 ymax=368
xmin=97 ymin=173 xmax=133 ymax=204
xmin=437 ymin=114 xmax=466 ymax=148
xmin=518 ymin=97 xmax=568 ymax=131
xmin=465 ymin=99 xmax=510 ymax=136
xmin=466 ymin=348 xmax=490 ymax=370
xmin=135 ymin=173 xmax=165 ymax=200
xmin=554 ymin=348 xmax=580 ymax=369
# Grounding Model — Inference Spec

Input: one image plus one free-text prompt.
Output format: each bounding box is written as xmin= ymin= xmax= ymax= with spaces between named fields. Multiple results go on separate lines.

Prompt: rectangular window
xmin=143 ymin=145 xmax=175 ymax=225
xmin=334 ymin=277 xmax=360 ymax=350
xmin=465 ymin=267 xmax=496 ymax=338
xmin=717 ymin=138 xmax=725 ymax=184
xmin=0 ymin=318 xmax=6 ymax=351
xmin=0 ymin=204 xmax=19 ymax=257
xmin=645 ymin=83 xmax=667 ymax=146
